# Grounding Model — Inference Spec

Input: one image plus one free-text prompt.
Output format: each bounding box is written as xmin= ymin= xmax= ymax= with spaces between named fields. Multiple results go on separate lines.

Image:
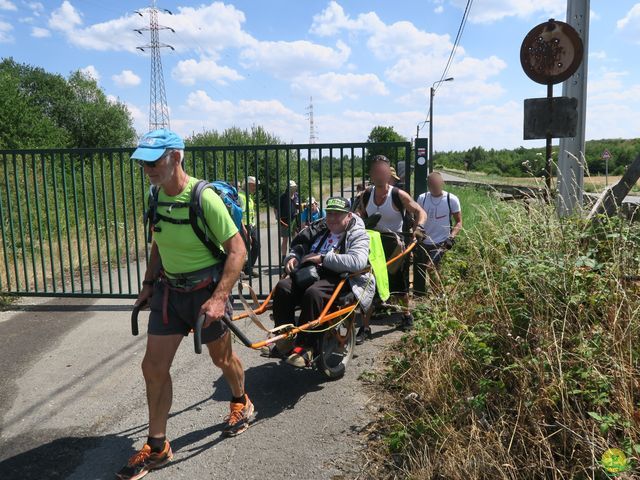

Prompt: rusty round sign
xmin=520 ymin=19 xmax=584 ymax=85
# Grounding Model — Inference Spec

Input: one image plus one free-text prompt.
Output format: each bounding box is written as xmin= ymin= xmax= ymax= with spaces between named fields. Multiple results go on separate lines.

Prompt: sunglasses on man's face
xmin=136 ymin=153 xmax=169 ymax=169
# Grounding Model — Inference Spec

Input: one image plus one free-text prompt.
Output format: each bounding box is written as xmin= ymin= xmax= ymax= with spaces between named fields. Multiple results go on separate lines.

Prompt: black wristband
xmin=142 ymin=279 xmax=155 ymax=286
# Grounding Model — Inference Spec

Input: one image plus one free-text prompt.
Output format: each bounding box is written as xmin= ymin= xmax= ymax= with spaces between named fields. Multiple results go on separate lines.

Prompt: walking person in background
xmin=389 ymin=166 xmax=400 ymax=186
xmin=300 ymin=197 xmax=325 ymax=227
xmin=415 ymin=172 xmax=462 ymax=296
xmin=276 ymin=180 xmax=300 ymax=259
xmin=355 ymin=155 xmax=427 ymax=343
xmin=238 ymin=176 xmax=260 ymax=278
xmin=350 ymin=182 xmax=367 ymax=212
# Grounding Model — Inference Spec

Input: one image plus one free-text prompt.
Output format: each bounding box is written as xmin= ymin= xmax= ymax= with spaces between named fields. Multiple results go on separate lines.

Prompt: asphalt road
xmin=0 ymin=294 xmax=401 ymax=480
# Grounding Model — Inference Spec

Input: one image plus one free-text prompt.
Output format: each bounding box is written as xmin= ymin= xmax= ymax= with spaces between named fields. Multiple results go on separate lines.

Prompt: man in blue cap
xmin=116 ymin=129 xmax=254 ymax=480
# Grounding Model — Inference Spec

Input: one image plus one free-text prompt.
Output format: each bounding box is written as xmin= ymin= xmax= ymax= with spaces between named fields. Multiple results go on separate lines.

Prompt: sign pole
xmin=413 ymin=137 xmax=429 ymax=296
xmin=557 ymin=0 xmax=590 ymax=217
xmin=602 ymin=149 xmax=611 ymax=188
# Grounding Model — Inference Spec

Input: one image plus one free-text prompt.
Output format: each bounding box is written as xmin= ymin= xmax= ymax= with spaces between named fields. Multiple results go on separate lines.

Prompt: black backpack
xmin=144 ymin=180 xmax=246 ymax=261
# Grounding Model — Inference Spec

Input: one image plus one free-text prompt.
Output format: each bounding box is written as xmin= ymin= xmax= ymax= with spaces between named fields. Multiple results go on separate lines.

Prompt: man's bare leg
xmin=207 ymin=331 xmax=245 ymax=397
xmin=142 ymin=334 xmax=183 ymax=438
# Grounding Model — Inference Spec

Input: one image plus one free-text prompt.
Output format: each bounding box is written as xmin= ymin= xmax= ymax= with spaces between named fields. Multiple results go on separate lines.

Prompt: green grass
xmin=445 ymin=185 xmax=501 ymax=233
xmin=370 ymin=197 xmax=640 ymax=479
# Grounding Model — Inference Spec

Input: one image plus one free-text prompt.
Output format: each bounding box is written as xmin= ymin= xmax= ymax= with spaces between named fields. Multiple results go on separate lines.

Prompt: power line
xmin=435 ymin=0 xmax=474 ymax=93
xmin=417 ymin=0 xmax=474 ymax=134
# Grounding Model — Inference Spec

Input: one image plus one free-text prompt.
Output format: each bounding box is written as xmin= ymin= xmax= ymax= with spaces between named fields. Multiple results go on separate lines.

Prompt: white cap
xmin=307 ymin=197 xmax=317 ymax=204
xmin=247 ymin=176 xmax=259 ymax=185
xmin=289 ymin=180 xmax=297 ymax=188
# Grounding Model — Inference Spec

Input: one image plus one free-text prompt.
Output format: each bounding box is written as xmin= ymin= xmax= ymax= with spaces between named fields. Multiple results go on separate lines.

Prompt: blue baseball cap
xmin=131 ymin=129 xmax=185 ymax=162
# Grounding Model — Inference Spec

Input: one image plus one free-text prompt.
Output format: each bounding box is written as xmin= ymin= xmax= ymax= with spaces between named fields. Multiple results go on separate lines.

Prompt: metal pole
xmin=428 ymin=86 xmax=434 ymax=174
xmin=557 ymin=0 xmax=590 ymax=216
xmin=545 ymin=83 xmax=553 ymax=192
xmin=605 ymin=156 xmax=609 ymax=187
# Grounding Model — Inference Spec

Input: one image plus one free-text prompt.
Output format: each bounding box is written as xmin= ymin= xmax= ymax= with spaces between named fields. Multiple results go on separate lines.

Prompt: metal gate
xmin=0 ymin=142 xmax=411 ymax=299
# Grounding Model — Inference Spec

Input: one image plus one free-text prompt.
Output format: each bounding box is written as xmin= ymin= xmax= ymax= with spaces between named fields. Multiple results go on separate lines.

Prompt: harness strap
xmin=159 ymin=272 xmax=214 ymax=325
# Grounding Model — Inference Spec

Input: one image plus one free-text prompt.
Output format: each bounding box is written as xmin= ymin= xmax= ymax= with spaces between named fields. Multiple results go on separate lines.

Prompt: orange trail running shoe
xmin=116 ymin=440 xmax=173 ymax=480
xmin=223 ymin=395 xmax=255 ymax=437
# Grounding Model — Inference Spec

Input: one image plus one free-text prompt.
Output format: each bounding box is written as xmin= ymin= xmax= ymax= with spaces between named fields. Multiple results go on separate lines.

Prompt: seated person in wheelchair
xmin=272 ymin=196 xmax=375 ymax=367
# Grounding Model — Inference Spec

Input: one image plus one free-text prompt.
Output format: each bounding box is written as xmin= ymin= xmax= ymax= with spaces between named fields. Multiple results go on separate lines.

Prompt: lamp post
xmin=429 ymin=77 xmax=454 ymax=173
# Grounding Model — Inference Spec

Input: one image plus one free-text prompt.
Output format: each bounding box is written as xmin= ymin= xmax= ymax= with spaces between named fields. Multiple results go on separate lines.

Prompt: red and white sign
xmin=417 ymin=148 xmax=426 ymax=156
xmin=602 ymin=149 xmax=612 ymax=160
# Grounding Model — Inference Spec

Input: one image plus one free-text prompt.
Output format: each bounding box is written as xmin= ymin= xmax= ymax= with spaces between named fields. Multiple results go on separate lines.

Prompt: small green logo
xmin=601 ymin=448 xmax=629 ymax=475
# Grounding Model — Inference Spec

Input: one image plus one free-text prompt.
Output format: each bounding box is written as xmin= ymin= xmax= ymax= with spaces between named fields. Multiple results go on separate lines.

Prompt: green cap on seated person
xmin=325 ymin=197 xmax=350 ymax=213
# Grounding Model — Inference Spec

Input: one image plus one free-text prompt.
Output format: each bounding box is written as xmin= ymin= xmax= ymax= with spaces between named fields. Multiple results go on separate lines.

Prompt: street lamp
xmin=429 ymin=77 xmax=454 ymax=173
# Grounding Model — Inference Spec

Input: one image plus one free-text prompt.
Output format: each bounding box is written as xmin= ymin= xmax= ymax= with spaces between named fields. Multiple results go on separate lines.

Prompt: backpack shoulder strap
xmin=362 ymin=187 xmax=373 ymax=209
xmin=312 ymin=229 xmax=332 ymax=254
xmin=189 ymin=180 xmax=226 ymax=261
xmin=144 ymin=186 xmax=160 ymax=243
xmin=447 ymin=192 xmax=453 ymax=233
xmin=360 ymin=186 xmax=374 ymax=218
xmin=391 ymin=186 xmax=405 ymax=216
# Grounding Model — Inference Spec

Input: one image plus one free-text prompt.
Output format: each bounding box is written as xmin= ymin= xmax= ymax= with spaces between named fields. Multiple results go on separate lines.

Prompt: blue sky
xmin=1 ymin=1 xmax=639 ymax=151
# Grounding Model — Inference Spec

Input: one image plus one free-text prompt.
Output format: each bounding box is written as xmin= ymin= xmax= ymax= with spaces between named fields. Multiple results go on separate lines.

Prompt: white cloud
xmin=617 ymin=4 xmax=640 ymax=43
xmin=27 ymin=2 xmax=44 ymax=16
xmin=172 ymin=57 xmax=243 ymax=86
xmin=0 ymin=0 xmax=16 ymax=11
xmin=0 ymin=20 xmax=13 ymax=42
xmin=125 ymin=102 xmax=147 ymax=133
xmin=240 ymin=40 xmax=350 ymax=77
xmin=447 ymin=0 xmax=565 ymax=24
xmin=315 ymin=109 xmax=422 ymax=143
xmin=310 ymin=1 xmax=380 ymax=36
xmin=589 ymin=50 xmax=607 ymax=60
xmin=434 ymin=5 xmax=444 ymax=14
xmin=48 ymin=0 xmax=82 ymax=31
xmin=397 ymin=80 xmax=505 ymax=107
xmin=79 ymin=65 xmax=100 ymax=82
xmin=434 ymin=101 xmax=524 ymax=150
xmin=174 ymin=90 xmax=306 ymax=141
xmin=47 ymin=1 xmax=253 ymax=54
xmin=291 ymin=72 xmax=388 ymax=102
xmin=112 ymin=69 xmax=141 ymax=87
xmin=310 ymin=2 xmax=454 ymax=60
xmin=385 ymin=53 xmax=506 ymax=88
xmin=30 ymin=26 xmax=50 ymax=38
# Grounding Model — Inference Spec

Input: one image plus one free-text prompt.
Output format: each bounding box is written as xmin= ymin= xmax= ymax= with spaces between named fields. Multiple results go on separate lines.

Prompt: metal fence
xmin=0 ymin=142 xmax=411 ymax=299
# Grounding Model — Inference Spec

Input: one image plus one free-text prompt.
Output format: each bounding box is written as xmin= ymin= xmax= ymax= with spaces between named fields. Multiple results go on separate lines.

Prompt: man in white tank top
xmin=415 ymin=171 xmax=462 ymax=296
xmin=355 ymin=155 xmax=427 ymax=342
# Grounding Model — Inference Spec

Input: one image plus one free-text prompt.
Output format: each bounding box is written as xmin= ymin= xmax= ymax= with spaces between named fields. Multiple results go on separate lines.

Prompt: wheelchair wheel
xmin=317 ymin=316 xmax=355 ymax=379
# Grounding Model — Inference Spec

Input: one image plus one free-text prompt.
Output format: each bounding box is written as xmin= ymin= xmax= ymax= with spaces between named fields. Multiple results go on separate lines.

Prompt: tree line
xmin=0 ymin=58 xmax=136 ymax=150
xmin=436 ymin=138 xmax=640 ymax=177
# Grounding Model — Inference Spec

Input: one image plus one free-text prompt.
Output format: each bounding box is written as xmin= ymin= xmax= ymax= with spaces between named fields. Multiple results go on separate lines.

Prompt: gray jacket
xmin=284 ymin=215 xmax=375 ymax=312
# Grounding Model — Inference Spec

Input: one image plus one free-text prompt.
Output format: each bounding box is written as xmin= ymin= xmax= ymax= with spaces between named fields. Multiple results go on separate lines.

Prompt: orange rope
xmin=232 ymin=239 xmax=418 ymax=348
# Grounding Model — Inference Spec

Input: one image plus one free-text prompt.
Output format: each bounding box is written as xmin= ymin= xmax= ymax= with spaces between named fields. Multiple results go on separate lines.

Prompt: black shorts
xmin=380 ymin=233 xmax=409 ymax=295
xmin=148 ymin=280 xmax=229 ymax=344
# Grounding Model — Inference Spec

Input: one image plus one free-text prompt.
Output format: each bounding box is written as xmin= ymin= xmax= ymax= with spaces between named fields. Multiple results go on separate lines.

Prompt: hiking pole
xmin=131 ymin=300 xmax=149 ymax=336
xmin=194 ymin=314 xmax=205 ymax=354
xmin=131 ymin=306 xmax=140 ymax=336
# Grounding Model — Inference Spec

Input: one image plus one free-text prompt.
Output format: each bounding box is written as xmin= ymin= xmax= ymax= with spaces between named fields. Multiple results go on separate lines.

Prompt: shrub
xmin=373 ymin=191 xmax=640 ymax=479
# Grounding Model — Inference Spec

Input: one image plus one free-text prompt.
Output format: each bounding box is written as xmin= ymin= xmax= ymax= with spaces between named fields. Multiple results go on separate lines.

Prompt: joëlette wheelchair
xmin=131 ymin=216 xmax=416 ymax=380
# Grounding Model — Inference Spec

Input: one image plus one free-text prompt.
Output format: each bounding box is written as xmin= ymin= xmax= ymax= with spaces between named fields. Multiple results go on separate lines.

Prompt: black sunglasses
xmin=136 ymin=152 xmax=169 ymax=168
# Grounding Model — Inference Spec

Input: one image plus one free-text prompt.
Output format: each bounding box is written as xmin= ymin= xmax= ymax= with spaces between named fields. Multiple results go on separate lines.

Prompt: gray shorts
xmin=148 ymin=280 xmax=230 ymax=344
